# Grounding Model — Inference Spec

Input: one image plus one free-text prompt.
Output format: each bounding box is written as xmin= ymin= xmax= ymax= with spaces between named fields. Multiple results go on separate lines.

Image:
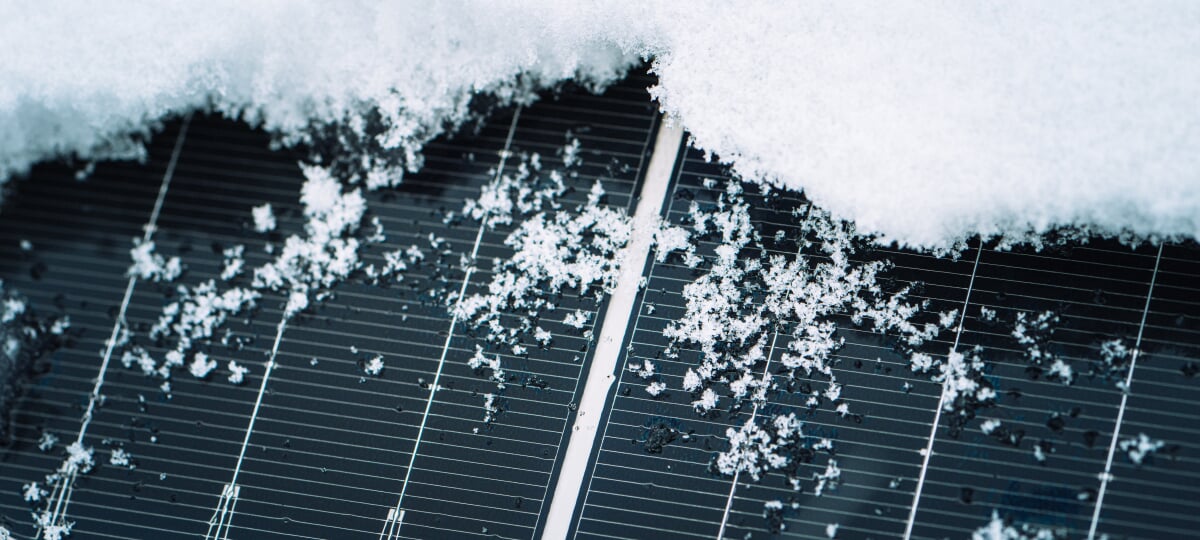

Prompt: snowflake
xmin=1119 ymin=433 xmax=1164 ymax=465
xmin=252 ymin=203 xmax=276 ymax=233
xmin=188 ymin=352 xmax=217 ymax=378
xmin=227 ymin=361 xmax=249 ymax=385
xmin=127 ymin=239 xmax=182 ymax=282
xmin=364 ymin=355 xmax=385 ymax=376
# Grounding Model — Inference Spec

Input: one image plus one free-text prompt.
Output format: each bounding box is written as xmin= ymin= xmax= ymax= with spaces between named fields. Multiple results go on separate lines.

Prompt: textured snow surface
xmin=3 ymin=2 xmax=1200 ymax=247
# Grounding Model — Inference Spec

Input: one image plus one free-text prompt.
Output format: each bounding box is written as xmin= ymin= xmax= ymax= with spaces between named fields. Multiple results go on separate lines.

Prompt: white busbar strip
xmin=541 ymin=118 xmax=685 ymax=540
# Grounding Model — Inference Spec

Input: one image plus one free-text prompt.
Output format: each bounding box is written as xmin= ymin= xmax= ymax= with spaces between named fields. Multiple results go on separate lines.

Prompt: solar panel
xmin=0 ymin=67 xmax=1197 ymax=540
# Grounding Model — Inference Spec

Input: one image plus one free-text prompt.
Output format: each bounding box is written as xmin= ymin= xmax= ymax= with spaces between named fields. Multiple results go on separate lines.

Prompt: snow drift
xmin=3 ymin=1 xmax=1200 ymax=248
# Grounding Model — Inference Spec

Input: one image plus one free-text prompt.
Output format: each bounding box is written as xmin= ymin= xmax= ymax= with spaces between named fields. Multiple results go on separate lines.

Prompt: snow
xmin=188 ymin=352 xmax=216 ymax=378
xmin=716 ymin=413 xmax=806 ymax=482
xmin=692 ymin=387 xmax=719 ymax=413
xmin=227 ymin=360 xmax=249 ymax=385
xmin=127 ymin=239 xmax=182 ymax=282
xmin=563 ymin=310 xmax=589 ymax=329
xmin=665 ymin=182 xmax=939 ymax=427
xmin=22 ymin=481 xmax=43 ymax=502
xmin=37 ymin=431 xmax=58 ymax=452
xmin=482 ymin=393 xmax=500 ymax=424
xmin=4 ymin=3 xmax=1200 ymax=247
xmin=972 ymin=510 xmax=1065 ymax=540
xmin=148 ymin=279 xmax=259 ymax=378
xmin=811 ymin=459 xmax=841 ymax=496
xmin=1011 ymin=310 xmax=1072 ymax=384
xmin=363 ymin=354 xmax=384 ymax=376
xmin=252 ymin=203 xmax=276 ymax=233
xmin=1119 ymin=433 xmax=1165 ymax=465
xmin=220 ymin=245 xmax=246 ymax=280
xmin=108 ymin=447 xmax=132 ymax=468
xmin=455 ymin=154 xmax=631 ymax=355
xmin=64 ymin=442 xmax=92 ymax=472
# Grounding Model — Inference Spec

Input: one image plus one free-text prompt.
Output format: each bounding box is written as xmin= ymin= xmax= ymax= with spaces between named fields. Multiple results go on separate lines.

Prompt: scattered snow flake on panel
xmin=534 ymin=327 xmax=552 ymax=347
xmin=108 ymin=447 xmax=132 ymax=468
xmin=127 ymin=239 xmax=182 ymax=282
xmin=972 ymin=510 xmax=1066 ymax=540
xmin=691 ymin=387 xmax=718 ymax=413
xmin=227 ymin=360 xmax=249 ymax=384
xmin=188 ymin=352 xmax=216 ymax=378
xmin=363 ymin=354 xmax=384 ymax=376
xmin=37 ymin=431 xmax=58 ymax=452
xmin=22 ymin=481 xmax=44 ymax=502
xmin=148 ymin=280 xmax=259 ymax=377
xmin=454 ymin=147 xmax=630 ymax=366
xmin=220 ymin=244 xmax=246 ymax=280
xmin=1119 ymin=433 xmax=1165 ymax=465
xmin=563 ymin=309 xmax=588 ymax=329
xmin=252 ymin=203 xmax=276 ymax=233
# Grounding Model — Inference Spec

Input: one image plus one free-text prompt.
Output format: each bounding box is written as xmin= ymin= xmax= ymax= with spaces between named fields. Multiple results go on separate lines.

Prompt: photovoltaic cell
xmin=0 ymin=67 xmax=1197 ymax=540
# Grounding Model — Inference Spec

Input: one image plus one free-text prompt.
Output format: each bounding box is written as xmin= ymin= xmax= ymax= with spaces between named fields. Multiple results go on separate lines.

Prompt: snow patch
xmin=6 ymin=4 xmax=1200 ymax=247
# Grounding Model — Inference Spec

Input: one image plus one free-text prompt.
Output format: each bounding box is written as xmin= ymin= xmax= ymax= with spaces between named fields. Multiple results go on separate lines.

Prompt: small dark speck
xmin=960 ymin=487 xmax=974 ymax=504
xmin=30 ymin=261 xmax=48 ymax=281
xmin=1046 ymin=414 xmax=1066 ymax=434
xmin=1083 ymin=430 xmax=1099 ymax=448
xmin=1181 ymin=362 xmax=1199 ymax=378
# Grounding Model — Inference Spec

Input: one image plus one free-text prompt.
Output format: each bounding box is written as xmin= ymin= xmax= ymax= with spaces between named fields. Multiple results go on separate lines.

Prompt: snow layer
xmin=4 ymin=3 xmax=1200 ymax=247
